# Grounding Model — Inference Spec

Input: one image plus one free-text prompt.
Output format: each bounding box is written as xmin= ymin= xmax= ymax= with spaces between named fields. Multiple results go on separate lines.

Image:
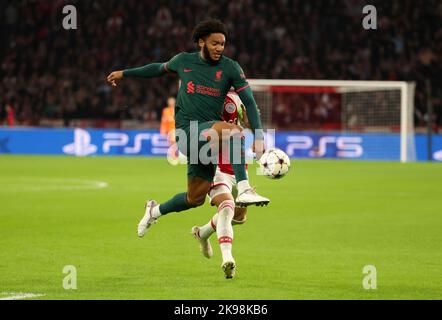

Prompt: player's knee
xmin=211 ymin=193 xmax=234 ymax=207
xmin=186 ymin=194 xmax=206 ymax=207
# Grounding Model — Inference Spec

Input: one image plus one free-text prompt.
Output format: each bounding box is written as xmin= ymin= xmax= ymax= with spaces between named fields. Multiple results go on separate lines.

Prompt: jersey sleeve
xmin=123 ymin=63 xmax=165 ymax=78
xmin=230 ymin=61 xmax=250 ymax=92
xmin=163 ymin=53 xmax=183 ymax=73
xmin=229 ymin=61 xmax=264 ymax=136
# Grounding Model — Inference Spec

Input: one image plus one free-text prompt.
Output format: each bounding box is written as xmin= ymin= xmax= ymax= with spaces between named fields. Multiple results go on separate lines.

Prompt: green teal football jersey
xmin=163 ymin=52 xmax=250 ymax=130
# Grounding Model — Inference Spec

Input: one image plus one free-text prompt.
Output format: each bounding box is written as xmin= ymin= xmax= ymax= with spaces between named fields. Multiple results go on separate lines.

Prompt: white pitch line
xmin=0 ymin=292 xmax=45 ymax=300
xmin=26 ymin=179 xmax=110 ymax=191
xmin=0 ymin=178 xmax=109 ymax=192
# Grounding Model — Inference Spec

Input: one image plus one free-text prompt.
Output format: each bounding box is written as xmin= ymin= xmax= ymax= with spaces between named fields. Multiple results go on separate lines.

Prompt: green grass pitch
xmin=0 ymin=155 xmax=441 ymax=300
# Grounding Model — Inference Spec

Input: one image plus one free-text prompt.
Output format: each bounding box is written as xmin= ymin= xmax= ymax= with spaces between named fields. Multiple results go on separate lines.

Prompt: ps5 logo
xmin=433 ymin=150 xmax=442 ymax=161
xmin=63 ymin=129 xmax=97 ymax=156
xmin=286 ymin=135 xmax=363 ymax=158
xmin=102 ymin=133 xmax=169 ymax=154
xmin=63 ymin=129 xmax=169 ymax=156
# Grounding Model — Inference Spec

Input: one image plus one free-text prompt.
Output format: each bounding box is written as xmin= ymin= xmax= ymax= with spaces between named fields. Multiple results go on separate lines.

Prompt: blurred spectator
xmin=3 ymin=104 xmax=15 ymax=127
xmin=0 ymin=105 xmax=4 ymax=125
xmin=0 ymin=0 xmax=440 ymax=129
xmin=160 ymin=97 xmax=176 ymax=137
xmin=160 ymin=96 xmax=179 ymax=163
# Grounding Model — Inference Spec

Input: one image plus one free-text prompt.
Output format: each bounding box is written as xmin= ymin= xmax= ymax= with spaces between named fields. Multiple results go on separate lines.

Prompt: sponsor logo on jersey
xmin=186 ymin=81 xmax=221 ymax=97
xmin=187 ymin=81 xmax=195 ymax=94
xmin=184 ymin=69 xmax=193 ymax=72
xmin=196 ymin=85 xmax=221 ymax=97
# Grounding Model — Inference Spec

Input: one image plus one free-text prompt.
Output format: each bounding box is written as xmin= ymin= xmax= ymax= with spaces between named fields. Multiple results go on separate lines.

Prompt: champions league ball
xmin=258 ymin=148 xmax=291 ymax=179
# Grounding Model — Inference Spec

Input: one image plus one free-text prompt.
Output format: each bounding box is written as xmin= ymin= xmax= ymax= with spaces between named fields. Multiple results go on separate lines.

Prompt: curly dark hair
xmin=191 ymin=18 xmax=227 ymax=43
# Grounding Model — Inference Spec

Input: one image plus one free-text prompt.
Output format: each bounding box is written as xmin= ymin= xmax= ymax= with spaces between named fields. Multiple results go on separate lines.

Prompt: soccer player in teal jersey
xmin=107 ymin=19 xmax=269 ymax=278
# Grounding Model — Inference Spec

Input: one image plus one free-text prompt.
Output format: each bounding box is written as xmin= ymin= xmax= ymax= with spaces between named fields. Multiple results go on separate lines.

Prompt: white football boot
xmin=137 ymin=200 xmax=158 ymax=237
xmin=222 ymin=259 xmax=236 ymax=279
xmin=235 ymin=188 xmax=270 ymax=207
xmin=191 ymin=226 xmax=213 ymax=259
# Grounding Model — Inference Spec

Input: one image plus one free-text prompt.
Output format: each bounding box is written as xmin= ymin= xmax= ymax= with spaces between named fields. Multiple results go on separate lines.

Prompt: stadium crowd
xmin=0 ymin=0 xmax=440 ymax=129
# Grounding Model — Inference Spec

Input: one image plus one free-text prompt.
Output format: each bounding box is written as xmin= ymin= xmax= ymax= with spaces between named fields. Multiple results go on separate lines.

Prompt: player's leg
xmin=216 ymin=197 xmax=236 ymax=279
xmin=190 ymin=169 xmax=236 ymax=278
xmin=138 ymin=176 xmax=212 ymax=237
xmin=216 ymin=203 xmax=246 ymax=279
xmin=210 ymin=121 xmax=269 ymax=207
xmin=192 ymin=192 xmax=234 ymax=261
xmin=196 ymin=205 xmax=247 ymax=243
xmin=196 ymin=199 xmax=247 ymax=243
xmin=138 ymin=123 xmax=216 ymax=237
xmin=202 ymin=192 xmax=236 ymax=278
xmin=195 ymin=168 xmax=233 ymax=241
xmin=194 ymin=170 xmax=246 ymax=248
xmin=138 ymin=179 xmax=211 ymax=238
xmin=192 ymin=169 xmax=229 ymax=258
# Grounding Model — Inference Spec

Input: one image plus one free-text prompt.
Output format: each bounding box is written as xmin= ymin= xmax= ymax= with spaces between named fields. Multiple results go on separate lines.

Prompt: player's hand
xmin=253 ymin=139 xmax=266 ymax=161
xmin=107 ymin=71 xmax=124 ymax=87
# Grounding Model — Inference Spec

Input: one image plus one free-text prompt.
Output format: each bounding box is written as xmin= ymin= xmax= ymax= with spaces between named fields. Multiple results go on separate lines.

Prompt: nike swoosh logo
xmin=184 ymin=69 xmax=193 ymax=72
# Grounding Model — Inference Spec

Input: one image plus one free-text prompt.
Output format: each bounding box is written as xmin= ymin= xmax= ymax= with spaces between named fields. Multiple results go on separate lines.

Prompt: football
xmin=258 ymin=148 xmax=291 ymax=179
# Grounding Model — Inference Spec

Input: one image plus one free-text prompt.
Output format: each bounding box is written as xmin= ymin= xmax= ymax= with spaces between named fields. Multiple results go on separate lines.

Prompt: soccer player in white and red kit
xmin=191 ymin=92 xmax=251 ymax=278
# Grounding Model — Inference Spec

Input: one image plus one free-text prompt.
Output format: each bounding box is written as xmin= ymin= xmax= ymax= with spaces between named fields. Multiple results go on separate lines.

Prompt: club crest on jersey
xmin=225 ymin=102 xmax=236 ymax=114
xmin=215 ymin=70 xmax=223 ymax=82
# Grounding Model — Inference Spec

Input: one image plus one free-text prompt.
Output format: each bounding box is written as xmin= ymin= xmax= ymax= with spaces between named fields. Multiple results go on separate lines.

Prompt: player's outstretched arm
xmin=107 ymin=53 xmax=182 ymax=87
xmin=107 ymin=63 xmax=168 ymax=87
